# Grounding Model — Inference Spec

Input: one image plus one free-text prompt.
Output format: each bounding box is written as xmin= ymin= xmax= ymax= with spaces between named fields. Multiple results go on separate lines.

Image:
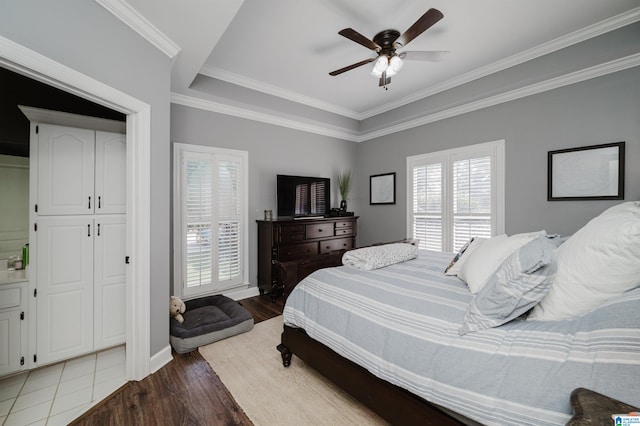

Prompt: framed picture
xmin=548 ymin=142 xmax=625 ymax=201
xmin=370 ymin=172 xmax=396 ymax=205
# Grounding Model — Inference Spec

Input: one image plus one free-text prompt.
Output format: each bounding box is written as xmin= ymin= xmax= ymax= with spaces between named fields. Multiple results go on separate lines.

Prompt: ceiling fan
xmin=329 ymin=8 xmax=448 ymax=89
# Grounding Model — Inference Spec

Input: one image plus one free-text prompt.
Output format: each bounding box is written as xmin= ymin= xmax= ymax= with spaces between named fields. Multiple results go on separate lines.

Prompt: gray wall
xmin=355 ymin=67 xmax=640 ymax=246
xmin=170 ymin=104 xmax=359 ymax=290
xmin=0 ymin=0 xmax=172 ymax=356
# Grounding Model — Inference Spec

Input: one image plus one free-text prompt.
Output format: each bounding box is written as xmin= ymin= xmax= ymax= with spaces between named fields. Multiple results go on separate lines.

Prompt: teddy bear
xmin=170 ymin=295 xmax=186 ymax=324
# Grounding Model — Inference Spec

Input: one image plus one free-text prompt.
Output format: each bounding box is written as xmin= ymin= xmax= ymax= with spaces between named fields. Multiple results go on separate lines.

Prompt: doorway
xmin=0 ymin=35 xmax=152 ymax=381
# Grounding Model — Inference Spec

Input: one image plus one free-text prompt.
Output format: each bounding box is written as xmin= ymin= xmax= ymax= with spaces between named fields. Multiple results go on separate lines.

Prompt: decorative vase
xmin=340 ymin=199 xmax=347 ymax=211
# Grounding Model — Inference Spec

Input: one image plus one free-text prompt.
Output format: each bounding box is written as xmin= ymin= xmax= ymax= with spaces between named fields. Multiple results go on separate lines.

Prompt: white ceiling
xmin=119 ymin=0 xmax=638 ymax=121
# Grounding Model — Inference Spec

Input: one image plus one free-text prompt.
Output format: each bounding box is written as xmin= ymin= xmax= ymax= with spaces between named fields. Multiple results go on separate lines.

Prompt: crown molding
xmin=199 ymin=65 xmax=362 ymax=120
xmin=360 ymin=7 xmax=640 ymax=119
xmin=95 ymin=0 xmax=180 ymax=60
xmin=198 ymin=7 xmax=639 ymax=121
xmin=170 ymin=93 xmax=360 ymax=142
xmin=359 ymin=53 xmax=640 ymax=142
xmin=176 ymin=53 xmax=640 ymax=143
xmin=19 ymin=105 xmax=126 ymax=133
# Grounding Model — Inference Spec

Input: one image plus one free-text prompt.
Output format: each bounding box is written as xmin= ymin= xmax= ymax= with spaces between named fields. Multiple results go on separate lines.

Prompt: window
xmin=407 ymin=140 xmax=505 ymax=253
xmin=173 ymin=143 xmax=248 ymax=298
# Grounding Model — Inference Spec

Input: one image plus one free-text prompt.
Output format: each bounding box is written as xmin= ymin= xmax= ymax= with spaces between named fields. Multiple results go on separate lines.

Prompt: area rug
xmin=199 ymin=316 xmax=387 ymax=425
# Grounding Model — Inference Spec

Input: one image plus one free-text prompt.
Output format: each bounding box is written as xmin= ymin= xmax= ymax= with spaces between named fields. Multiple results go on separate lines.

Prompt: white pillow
xmin=444 ymin=237 xmax=486 ymax=276
xmin=459 ymin=231 xmax=546 ymax=293
xmin=599 ymin=201 xmax=640 ymax=217
xmin=529 ymin=204 xmax=640 ymax=321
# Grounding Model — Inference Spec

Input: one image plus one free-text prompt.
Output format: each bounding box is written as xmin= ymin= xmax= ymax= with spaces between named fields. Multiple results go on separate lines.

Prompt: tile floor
xmin=0 ymin=345 xmax=126 ymax=426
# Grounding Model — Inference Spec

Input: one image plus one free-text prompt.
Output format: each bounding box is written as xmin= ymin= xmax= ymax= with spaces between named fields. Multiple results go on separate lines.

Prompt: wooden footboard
xmin=278 ymin=325 xmax=469 ymax=426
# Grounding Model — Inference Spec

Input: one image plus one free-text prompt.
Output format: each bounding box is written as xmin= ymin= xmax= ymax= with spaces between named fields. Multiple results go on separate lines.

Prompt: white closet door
xmin=95 ymin=132 xmax=126 ymax=214
xmin=94 ymin=215 xmax=126 ymax=349
xmin=36 ymin=216 xmax=94 ymax=366
xmin=37 ymin=124 xmax=95 ymax=215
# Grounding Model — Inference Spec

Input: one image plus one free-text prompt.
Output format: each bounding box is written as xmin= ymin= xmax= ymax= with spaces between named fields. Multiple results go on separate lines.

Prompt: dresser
xmin=257 ymin=216 xmax=358 ymax=300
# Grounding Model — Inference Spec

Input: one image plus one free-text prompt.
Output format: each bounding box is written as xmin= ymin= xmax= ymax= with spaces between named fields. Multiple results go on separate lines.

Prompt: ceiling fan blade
xmin=399 ymin=8 xmax=444 ymax=47
xmin=329 ymin=58 xmax=376 ymax=76
xmin=400 ymin=51 xmax=450 ymax=62
xmin=338 ymin=28 xmax=381 ymax=51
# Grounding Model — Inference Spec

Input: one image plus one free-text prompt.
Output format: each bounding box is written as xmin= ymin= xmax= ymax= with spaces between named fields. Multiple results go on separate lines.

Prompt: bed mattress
xmin=283 ymin=250 xmax=640 ymax=425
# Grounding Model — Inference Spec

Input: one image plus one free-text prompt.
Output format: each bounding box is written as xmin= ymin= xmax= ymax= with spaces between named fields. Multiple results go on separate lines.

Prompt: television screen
xmin=277 ymin=175 xmax=330 ymax=218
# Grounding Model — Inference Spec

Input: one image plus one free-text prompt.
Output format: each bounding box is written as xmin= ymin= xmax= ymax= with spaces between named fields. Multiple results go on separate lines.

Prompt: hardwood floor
xmin=71 ymin=294 xmax=284 ymax=426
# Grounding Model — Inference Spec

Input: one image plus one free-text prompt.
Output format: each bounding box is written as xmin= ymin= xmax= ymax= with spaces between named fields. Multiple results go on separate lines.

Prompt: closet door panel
xmin=36 ymin=216 xmax=94 ymax=366
xmin=95 ymin=132 xmax=126 ymax=214
xmin=94 ymin=215 xmax=126 ymax=349
xmin=37 ymin=124 xmax=95 ymax=215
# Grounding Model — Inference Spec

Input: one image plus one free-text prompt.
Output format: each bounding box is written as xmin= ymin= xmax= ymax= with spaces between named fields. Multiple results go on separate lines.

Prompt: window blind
xmin=407 ymin=141 xmax=504 ymax=253
xmin=185 ymin=158 xmax=213 ymax=288
xmin=216 ymin=160 xmax=241 ymax=282
xmin=175 ymin=145 xmax=248 ymax=298
xmin=412 ymin=163 xmax=442 ymax=251
xmin=452 ymin=156 xmax=492 ymax=251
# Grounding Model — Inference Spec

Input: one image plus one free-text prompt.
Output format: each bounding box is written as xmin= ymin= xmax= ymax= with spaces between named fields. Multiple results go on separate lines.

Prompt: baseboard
xmin=149 ymin=345 xmax=172 ymax=374
xmin=223 ymin=285 xmax=260 ymax=301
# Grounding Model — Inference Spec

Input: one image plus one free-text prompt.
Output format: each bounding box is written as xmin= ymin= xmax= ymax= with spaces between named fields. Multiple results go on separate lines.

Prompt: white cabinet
xmin=36 ymin=125 xmax=95 ymax=216
xmin=0 ymin=282 xmax=27 ymax=376
xmin=95 ymin=131 xmax=127 ymax=214
xmin=23 ymin=115 xmax=128 ymax=370
xmin=35 ymin=124 xmax=125 ymax=216
xmin=34 ymin=215 xmax=126 ymax=365
xmin=94 ymin=215 xmax=126 ymax=350
xmin=35 ymin=216 xmax=94 ymax=365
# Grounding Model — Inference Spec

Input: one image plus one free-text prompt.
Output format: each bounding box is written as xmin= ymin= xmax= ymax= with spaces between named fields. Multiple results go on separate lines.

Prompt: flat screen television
xmin=277 ymin=174 xmax=330 ymax=218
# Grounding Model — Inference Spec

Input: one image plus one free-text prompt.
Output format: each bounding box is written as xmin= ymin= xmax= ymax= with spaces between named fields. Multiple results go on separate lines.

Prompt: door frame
xmin=0 ymin=35 xmax=152 ymax=380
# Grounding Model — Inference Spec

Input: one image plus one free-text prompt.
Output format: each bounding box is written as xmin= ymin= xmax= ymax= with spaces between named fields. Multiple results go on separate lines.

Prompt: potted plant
xmin=337 ymin=171 xmax=351 ymax=211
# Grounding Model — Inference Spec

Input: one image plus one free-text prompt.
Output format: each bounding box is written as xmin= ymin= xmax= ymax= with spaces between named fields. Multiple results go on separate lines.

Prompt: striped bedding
xmin=283 ymin=250 xmax=640 ymax=426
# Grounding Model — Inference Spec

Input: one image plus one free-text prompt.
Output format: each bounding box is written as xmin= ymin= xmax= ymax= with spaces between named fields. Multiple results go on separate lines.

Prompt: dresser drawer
xmin=306 ymin=223 xmax=333 ymax=239
xmin=320 ymin=237 xmax=353 ymax=254
xmin=334 ymin=220 xmax=354 ymax=228
xmin=278 ymin=224 xmax=305 ymax=243
xmin=334 ymin=227 xmax=353 ymax=236
xmin=278 ymin=242 xmax=319 ymax=261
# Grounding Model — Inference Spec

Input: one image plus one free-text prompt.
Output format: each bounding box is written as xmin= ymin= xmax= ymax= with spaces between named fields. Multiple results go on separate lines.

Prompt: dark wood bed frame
xmin=277 ymin=326 xmax=470 ymax=425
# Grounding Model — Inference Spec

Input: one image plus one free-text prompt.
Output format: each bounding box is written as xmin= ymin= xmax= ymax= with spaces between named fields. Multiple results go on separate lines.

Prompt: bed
xmin=278 ymin=202 xmax=640 ymax=425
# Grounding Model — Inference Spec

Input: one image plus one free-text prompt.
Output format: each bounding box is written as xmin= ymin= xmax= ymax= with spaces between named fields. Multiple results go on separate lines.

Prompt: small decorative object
xmin=370 ymin=172 xmax=396 ymax=205
xmin=170 ymin=295 xmax=186 ymax=324
xmin=337 ymin=171 xmax=351 ymax=211
xmin=264 ymin=209 xmax=273 ymax=220
xmin=548 ymin=142 xmax=625 ymax=201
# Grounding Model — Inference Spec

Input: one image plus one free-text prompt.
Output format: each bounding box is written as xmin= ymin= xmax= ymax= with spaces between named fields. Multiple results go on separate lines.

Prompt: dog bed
xmin=170 ymin=295 xmax=254 ymax=353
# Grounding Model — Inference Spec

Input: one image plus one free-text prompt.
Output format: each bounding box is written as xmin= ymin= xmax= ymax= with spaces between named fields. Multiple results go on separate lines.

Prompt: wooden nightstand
xmin=567 ymin=388 xmax=639 ymax=425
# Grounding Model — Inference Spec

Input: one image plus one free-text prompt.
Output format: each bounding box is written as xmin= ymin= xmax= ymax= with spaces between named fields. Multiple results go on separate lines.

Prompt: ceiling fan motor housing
xmin=373 ymin=29 xmax=401 ymax=57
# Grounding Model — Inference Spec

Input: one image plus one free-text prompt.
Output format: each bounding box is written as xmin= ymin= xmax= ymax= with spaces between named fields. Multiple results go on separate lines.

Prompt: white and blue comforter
xmin=283 ymin=250 xmax=640 ymax=425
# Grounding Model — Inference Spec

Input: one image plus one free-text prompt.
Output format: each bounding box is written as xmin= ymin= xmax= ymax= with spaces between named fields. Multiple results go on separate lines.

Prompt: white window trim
xmin=406 ymin=140 xmax=505 ymax=251
xmin=172 ymin=142 xmax=249 ymax=299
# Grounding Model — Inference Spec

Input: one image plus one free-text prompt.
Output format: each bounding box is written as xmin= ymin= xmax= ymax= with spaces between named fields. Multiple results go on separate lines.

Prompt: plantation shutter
xmin=185 ymin=154 xmax=213 ymax=289
xmin=177 ymin=146 xmax=247 ymax=298
xmin=412 ymin=163 xmax=443 ymax=251
xmin=452 ymin=156 xmax=492 ymax=251
xmin=216 ymin=156 xmax=242 ymax=284
xmin=408 ymin=141 xmax=504 ymax=253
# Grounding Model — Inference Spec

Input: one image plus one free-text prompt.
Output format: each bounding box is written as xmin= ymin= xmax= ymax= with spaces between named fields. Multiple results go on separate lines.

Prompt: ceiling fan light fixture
xmin=386 ymin=55 xmax=404 ymax=77
xmin=371 ymin=56 xmax=389 ymax=77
